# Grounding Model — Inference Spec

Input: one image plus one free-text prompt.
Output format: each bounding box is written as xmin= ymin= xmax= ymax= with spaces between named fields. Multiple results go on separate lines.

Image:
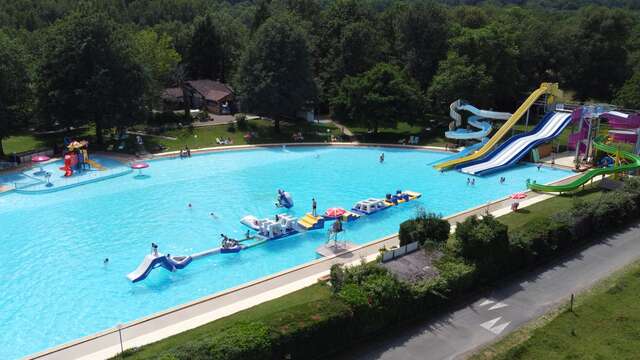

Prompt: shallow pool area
xmin=0 ymin=146 xmax=571 ymax=359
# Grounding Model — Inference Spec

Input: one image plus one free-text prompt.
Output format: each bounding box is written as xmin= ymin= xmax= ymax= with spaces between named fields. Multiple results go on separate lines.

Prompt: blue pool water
xmin=0 ymin=146 xmax=570 ymax=359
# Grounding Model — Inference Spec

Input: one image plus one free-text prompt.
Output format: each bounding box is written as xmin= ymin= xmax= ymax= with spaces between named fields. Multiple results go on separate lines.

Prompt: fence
xmin=381 ymin=241 xmax=419 ymax=263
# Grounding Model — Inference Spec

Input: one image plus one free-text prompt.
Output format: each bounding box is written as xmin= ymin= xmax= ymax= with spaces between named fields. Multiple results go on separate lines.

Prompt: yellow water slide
xmin=434 ymin=82 xmax=560 ymax=170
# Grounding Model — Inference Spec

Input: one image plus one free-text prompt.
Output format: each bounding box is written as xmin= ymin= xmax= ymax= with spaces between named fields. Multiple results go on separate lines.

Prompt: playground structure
xmin=60 ymin=140 xmax=106 ymax=177
xmin=601 ymin=111 xmax=640 ymax=147
xmin=528 ymin=136 xmax=640 ymax=193
xmin=128 ymin=190 xmax=421 ymax=282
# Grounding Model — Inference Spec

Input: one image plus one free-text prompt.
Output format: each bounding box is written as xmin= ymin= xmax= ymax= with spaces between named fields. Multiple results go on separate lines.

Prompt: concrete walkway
xmin=335 ymin=226 xmax=640 ymax=360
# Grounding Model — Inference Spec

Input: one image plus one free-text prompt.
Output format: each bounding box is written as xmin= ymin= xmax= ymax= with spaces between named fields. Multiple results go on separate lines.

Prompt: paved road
xmin=337 ymin=223 xmax=640 ymax=360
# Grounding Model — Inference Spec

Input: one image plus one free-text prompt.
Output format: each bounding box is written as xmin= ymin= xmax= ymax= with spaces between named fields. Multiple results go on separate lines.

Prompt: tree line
xmin=1 ymin=0 xmax=640 ymax=155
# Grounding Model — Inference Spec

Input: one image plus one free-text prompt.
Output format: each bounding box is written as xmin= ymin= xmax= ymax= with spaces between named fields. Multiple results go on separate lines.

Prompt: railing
xmin=381 ymin=241 xmax=419 ymax=262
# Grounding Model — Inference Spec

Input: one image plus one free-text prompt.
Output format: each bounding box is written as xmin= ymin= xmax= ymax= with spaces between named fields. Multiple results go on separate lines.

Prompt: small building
xmin=162 ymin=79 xmax=235 ymax=115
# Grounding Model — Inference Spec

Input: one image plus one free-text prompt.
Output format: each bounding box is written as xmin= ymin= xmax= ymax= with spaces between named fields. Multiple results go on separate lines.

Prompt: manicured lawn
xmin=348 ymin=114 xmax=451 ymax=146
xmin=121 ymin=283 xmax=341 ymax=359
xmin=2 ymin=128 xmax=93 ymax=155
xmin=473 ymin=260 xmax=640 ymax=360
xmin=2 ymin=119 xmax=341 ymax=156
xmin=498 ymin=186 xmax=604 ymax=231
xmin=144 ymin=119 xmax=341 ymax=152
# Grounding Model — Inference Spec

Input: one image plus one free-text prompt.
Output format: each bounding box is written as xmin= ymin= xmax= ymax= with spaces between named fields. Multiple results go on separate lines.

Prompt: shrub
xmin=329 ymin=264 xmax=345 ymax=293
xmin=227 ymin=122 xmax=237 ymax=132
xmin=149 ymin=111 xmax=181 ymax=128
xmin=159 ymin=322 xmax=271 ymax=360
xmin=235 ymin=113 xmax=249 ymax=131
xmin=509 ymin=217 xmax=573 ymax=268
xmin=454 ymin=215 xmax=509 ymax=280
xmin=399 ymin=209 xmax=450 ymax=246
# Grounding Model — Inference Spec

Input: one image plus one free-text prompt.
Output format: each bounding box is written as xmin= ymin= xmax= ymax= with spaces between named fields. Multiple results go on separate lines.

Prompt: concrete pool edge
xmin=25 ymin=170 xmax=584 ymax=360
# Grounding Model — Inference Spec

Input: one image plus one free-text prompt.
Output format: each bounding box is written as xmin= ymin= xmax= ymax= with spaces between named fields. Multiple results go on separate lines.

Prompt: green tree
xmin=235 ymin=15 xmax=316 ymax=132
xmin=131 ymin=29 xmax=181 ymax=109
xmin=251 ymin=0 xmax=271 ymax=34
xmin=37 ymin=11 xmax=147 ymax=144
xmin=454 ymin=214 xmax=510 ymax=280
xmin=186 ymin=14 xmax=226 ymax=81
xmin=395 ymin=1 xmax=450 ymax=90
xmin=331 ymin=63 xmax=422 ymax=133
xmin=615 ymin=71 xmax=640 ymax=108
xmin=447 ymin=24 xmax=520 ymax=108
xmin=0 ymin=32 xmax=31 ymax=157
xmin=339 ymin=21 xmax=382 ymax=77
xmin=314 ymin=0 xmax=377 ymax=105
xmin=427 ymin=54 xmax=493 ymax=110
xmin=563 ymin=6 xmax=633 ymax=100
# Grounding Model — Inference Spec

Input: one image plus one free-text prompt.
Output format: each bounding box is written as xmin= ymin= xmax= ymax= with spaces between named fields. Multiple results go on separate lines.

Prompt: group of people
xmin=292 ymin=132 xmax=304 ymax=142
xmin=499 ymin=176 xmax=506 ymax=184
xmin=216 ymin=137 xmax=234 ymax=145
xmin=220 ymin=234 xmax=239 ymax=249
xmin=179 ymin=146 xmax=191 ymax=158
xmin=466 ymin=177 xmax=476 ymax=186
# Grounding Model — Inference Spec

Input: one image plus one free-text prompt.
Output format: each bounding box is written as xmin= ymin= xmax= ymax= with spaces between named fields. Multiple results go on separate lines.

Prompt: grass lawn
xmin=472 ymin=260 xmax=640 ymax=360
xmin=2 ymin=119 xmax=341 ymax=157
xmin=497 ymin=185 xmax=604 ymax=231
xmin=143 ymin=119 xmax=341 ymax=152
xmin=2 ymin=128 xmax=93 ymax=155
xmin=121 ymin=283 xmax=342 ymax=359
xmin=348 ymin=113 xmax=451 ymax=146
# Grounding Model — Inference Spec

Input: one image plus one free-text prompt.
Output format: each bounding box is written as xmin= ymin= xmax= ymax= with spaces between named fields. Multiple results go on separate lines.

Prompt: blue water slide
xmin=445 ymin=116 xmax=493 ymax=140
xmin=457 ymin=112 xmax=572 ymax=176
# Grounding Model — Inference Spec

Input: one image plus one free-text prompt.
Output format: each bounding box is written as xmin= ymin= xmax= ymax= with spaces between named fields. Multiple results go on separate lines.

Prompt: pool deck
xmin=21 ymin=143 xmax=586 ymax=360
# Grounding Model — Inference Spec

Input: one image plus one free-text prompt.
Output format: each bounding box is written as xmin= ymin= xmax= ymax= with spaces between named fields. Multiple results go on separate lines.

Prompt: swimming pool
xmin=0 ymin=146 xmax=570 ymax=359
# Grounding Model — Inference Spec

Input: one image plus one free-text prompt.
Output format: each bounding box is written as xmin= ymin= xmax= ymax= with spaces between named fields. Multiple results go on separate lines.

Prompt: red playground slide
xmin=62 ymin=154 xmax=73 ymax=177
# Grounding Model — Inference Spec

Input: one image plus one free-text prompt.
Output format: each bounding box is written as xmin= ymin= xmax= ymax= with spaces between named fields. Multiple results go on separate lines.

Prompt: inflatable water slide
xmin=434 ymin=83 xmax=560 ymax=171
xmin=528 ymin=136 xmax=640 ymax=193
xmin=457 ymin=112 xmax=573 ymax=175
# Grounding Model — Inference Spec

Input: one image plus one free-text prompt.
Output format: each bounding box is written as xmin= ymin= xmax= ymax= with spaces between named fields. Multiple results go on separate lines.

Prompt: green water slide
xmin=528 ymin=137 xmax=640 ymax=193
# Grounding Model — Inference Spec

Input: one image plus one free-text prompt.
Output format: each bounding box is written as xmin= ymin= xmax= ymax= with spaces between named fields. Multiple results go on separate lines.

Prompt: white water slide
xmin=458 ymin=112 xmax=572 ymax=175
xmin=446 ymin=100 xmax=512 ymax=141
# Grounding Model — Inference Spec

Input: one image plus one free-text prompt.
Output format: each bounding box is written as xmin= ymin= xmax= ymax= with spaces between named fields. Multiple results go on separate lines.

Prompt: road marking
xmin=480 ymin=317 xmax=511 ymax=335
xmin=488 ymin=321 xmax=511 ymax=335
xmin=479 ymin=299 xmax=494 ymax=307
xmin=488 ymin=302 xmax=508 ymax=310
xmin=480 ymin=317 xmax=501 ymax=330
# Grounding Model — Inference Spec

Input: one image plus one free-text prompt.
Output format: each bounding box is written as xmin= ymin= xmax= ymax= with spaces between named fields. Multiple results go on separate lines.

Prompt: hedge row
xmin=124 ymin=179 xmax=640 ymax=360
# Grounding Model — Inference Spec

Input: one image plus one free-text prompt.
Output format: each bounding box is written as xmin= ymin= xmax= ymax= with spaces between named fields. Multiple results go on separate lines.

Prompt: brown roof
xmin=162 ymin=87 xmax=183 ymax=101
xmin=186 ymin=80 xmax=234 ymax=102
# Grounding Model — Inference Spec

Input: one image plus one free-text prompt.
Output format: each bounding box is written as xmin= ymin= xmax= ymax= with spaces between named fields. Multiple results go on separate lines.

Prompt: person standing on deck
xmin=312 ymin=198 xmax=317 ymax=217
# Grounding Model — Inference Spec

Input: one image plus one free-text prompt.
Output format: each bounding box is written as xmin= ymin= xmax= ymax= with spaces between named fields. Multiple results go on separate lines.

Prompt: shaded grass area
xmin=144 ymin=119 xmax=340 ymax=152
xmin=2 ymin=120 xmax=340 ymax=156
xmin=498 ymin=186 xmax=604 ymax=231
xmin=348 ymin=114 xmax=451 ymax=146
xmin=121 ymin=283 xmax=341 ymax=359
xmin=2 ymin=128 xmax=93 ymax=155
xmin=474 ymin=260 xmax=640 ymax=360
